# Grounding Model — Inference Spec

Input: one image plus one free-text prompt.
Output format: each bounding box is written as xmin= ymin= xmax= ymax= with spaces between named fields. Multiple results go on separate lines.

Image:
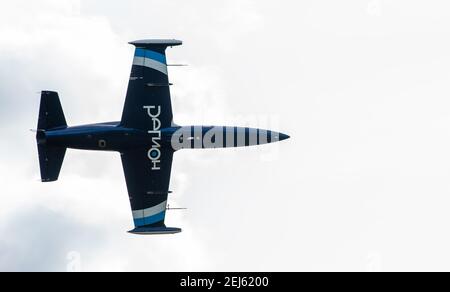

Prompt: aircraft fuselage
xmin=41 ymin=122 xmax=290 ymax=152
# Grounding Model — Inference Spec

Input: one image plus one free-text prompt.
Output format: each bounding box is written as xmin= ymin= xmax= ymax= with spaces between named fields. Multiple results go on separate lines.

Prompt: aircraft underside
xmin=35 ymin=39 xmax=289 ymax=235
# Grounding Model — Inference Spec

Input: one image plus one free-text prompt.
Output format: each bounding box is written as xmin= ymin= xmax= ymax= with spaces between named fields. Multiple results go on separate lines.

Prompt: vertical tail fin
xmin=37 ymin=91 xmax=67 ymax=130
xmin=36 ymin=91 xmax=67 ymax=182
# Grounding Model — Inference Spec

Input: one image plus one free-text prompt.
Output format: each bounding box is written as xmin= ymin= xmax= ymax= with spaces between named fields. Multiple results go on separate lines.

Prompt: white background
xmin=1 ymin=0 xmax=450 ymax=271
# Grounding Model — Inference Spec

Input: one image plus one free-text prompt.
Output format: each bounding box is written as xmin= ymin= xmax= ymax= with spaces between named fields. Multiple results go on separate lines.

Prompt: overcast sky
xmin=1 ymin=0 xmax=450 ymax=271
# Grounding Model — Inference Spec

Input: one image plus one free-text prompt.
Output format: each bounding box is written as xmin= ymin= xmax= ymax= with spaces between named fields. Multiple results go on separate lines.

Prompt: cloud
xmin=0 ymin=207 xmax=105 ymax=272
xmin=0 ymin=0 xmax=246 ymax=271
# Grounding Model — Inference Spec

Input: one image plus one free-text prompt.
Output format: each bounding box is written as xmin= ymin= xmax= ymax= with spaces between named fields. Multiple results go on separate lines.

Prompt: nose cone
xmin=279 ymin=132 xmax=290 ymax=141
xmin=266 ymin=131 xmax=290 ymax=143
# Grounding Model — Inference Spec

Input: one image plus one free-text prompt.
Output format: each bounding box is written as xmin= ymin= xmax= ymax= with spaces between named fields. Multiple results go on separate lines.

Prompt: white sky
xmin=1 ymin=0 xmax=450 ymax=271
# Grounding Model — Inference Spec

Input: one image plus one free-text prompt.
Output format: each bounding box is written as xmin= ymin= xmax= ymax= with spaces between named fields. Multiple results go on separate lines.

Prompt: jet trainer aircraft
xmin=35 ymin=39 xmax=290 ymax=235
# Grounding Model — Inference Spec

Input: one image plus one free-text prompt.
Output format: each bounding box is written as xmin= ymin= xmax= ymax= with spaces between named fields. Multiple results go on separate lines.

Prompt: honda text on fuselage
xmin=35 ymin=39 xmax=290 ymax=235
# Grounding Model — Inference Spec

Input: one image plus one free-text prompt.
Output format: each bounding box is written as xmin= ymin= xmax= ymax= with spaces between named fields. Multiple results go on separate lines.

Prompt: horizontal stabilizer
xmin=38 ymin=91 xmax=67 ymax=130
xmin=37 ymin=144 xmax=66 ymax=182
xmin=128 ymin=226 xmax=182 ymax=235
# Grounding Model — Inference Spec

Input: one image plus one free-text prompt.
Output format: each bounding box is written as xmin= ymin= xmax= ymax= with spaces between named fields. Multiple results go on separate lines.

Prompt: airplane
xmin=35 ymin=39 xmax=290 ymax=235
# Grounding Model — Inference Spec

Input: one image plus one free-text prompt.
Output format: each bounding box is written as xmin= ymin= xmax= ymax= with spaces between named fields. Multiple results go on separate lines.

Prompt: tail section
xmin=36 ymin=91 xmax=67 ymax=182
xmin=37 ymin=91 xmax=67 ymax=130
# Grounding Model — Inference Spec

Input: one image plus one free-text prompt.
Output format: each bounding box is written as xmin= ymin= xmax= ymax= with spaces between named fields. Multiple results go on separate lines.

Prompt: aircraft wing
xmin=121 ymin=148 xmax=180 ymax=234
xmin=120 ymin=39 xmax=182 ymax=130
